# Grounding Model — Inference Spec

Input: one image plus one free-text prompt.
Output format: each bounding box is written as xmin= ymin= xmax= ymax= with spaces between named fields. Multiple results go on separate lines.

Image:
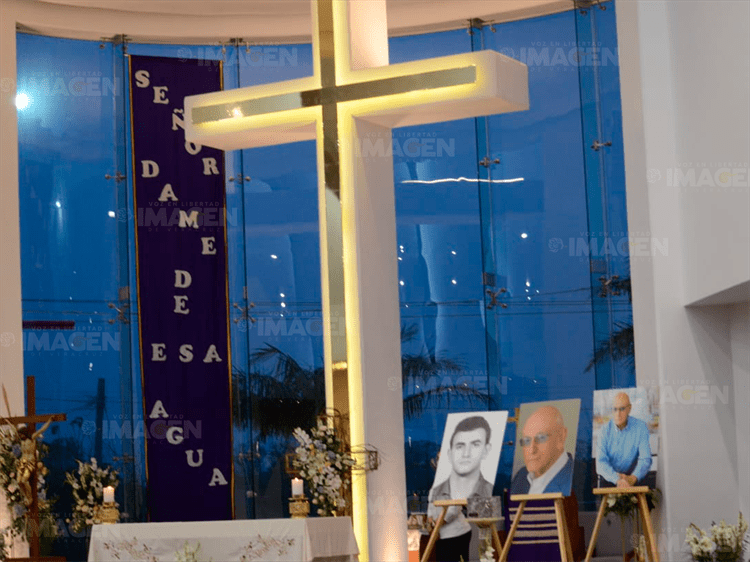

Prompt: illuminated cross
xmin=185 ymin=2 xmax=527 ymax=559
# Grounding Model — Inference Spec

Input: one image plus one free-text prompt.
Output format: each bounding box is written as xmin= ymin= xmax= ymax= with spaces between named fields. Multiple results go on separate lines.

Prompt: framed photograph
xmin=430 ymin=411 xmax=509 ymax=496
xmin=510 ymin=398 xmax=581 ymax=496
xmin=592 ymin=387 xmax=659 ymax=488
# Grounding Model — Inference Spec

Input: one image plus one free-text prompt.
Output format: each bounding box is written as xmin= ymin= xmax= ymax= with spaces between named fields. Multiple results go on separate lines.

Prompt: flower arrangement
xmin=478 ymin=530 xmax=495 ymax=562
xmin=0 ymin=424 xmax=56 ymax=541
xmin=686 ymin=513 xmax=748 ymax=562
xmin=603 ymin=488 xmax=661 ymax=519
xmin=64 ymin=458 xmax=119 ymax=533
xmin=292 ymin=419 xmax=355 ymax=517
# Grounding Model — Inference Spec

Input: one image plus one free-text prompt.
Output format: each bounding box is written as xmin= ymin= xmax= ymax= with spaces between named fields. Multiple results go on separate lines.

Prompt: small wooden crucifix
xmin=2 ymin=376 xmax=66 ymax=562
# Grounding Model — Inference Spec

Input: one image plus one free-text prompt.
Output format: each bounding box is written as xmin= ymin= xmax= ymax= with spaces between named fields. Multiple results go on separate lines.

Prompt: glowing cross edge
xmin=185 ymin=49 xmax=528 ymax=151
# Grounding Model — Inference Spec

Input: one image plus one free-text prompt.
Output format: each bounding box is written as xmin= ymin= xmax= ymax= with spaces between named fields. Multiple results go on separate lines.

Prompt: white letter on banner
xmin=179 ymin=344 xmax=194 ymax=363
xmin=151 ymin=343 xmax=167 ymax=361
xmin=149 ymin=400 xmax=169 ymax=419
xmin=185 ymin=141 xmax=202 ymax=155
xmin=142 ymin=160 xmax=159 ymax=178
xmin=178 ymin=210 xmax=200 ymax=229
xmin=172 ymin=108 xmax=185 ymax=131
xmin=153 ymin=86 xmax=169 ymax=104
xmin=208 ymin=468 xmax=228 ymax=486
xmin=203 ymin=345 xmax=222 ymax=363
xmin=201 ymin=237 xmax=217 ymax=255
xmin=174 ymin=270 xmax=192 ymax=288
xmin=202 ymin=158 xmax=220 ymax=175
xmin=186 ymin=450 xmax=204 ymax=467
xmin=174 ymin=296 xmax=190 ymax=315
xmin=135 ymin=70 xmax=150 ymax=88
xmin=166 ymin=426 xmax=184 ymax=445
xmin=158 ymin=184 xmax=178 ymax=201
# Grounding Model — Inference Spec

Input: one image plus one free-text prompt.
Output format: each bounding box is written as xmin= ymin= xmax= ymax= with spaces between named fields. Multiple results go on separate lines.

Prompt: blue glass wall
xmin=15 ymin=4 xmax=632 ymax=554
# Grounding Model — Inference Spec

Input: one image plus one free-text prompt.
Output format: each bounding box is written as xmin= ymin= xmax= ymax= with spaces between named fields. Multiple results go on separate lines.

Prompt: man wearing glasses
xmin=596 ymin=392 xmax=652 ymax=488
xmin=510 ymin=405 xmax=574 ymax=495
xmin=428 ymin=415 xmax=493 ymax=562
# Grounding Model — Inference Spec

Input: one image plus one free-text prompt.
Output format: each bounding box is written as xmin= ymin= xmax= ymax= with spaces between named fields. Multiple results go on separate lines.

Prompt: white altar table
xmin=88 ymin=517 xmax=359 ymax=562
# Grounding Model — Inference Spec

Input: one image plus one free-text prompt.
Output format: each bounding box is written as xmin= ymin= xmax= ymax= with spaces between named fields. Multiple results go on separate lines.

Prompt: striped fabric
xmin=508 ymin=504 xmax=560 ymax=545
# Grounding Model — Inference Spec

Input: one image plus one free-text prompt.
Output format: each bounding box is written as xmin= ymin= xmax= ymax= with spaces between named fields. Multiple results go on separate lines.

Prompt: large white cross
xmin=185 ymin=2 xmax=528 ymax=560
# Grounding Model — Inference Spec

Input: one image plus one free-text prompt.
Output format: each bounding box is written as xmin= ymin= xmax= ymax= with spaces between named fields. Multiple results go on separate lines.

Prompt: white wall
xmin=730 ymin=302 xmax=750 ymax=517
xmin=670 ymin=2 xmax=750 ymax=305
xmin=617 ymin=0 xmax=750 ymax=558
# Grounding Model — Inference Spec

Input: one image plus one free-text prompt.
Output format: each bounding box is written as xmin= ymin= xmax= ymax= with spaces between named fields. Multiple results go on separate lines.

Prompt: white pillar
xmin=342 ymin=117 xmax=407 ymax=562
xmin=0 ymin=2 xmax=29 ymax=557
xmin=0 ymin=0 xmax=24 ymax=414
xmin=617 ymin=1 xmax=749 ymax=556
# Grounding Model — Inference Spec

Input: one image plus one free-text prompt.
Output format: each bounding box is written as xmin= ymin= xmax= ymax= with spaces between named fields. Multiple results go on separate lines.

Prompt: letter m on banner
xmin=128 ymin=55 xmax=233 ymax=521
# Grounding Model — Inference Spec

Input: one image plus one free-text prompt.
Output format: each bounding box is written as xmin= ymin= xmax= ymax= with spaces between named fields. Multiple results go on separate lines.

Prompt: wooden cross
xmin=2 ymin=376 xmax=66 ymax=562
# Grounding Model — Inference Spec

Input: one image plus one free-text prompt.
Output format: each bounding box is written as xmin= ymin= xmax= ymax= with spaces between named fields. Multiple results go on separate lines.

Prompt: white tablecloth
xmin=88 ymin=517 xmax=359 ymax=562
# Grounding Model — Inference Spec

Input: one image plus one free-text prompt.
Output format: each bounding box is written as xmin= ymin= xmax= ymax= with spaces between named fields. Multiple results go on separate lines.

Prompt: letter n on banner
xmin=128 ymin=55 xmax=232 ymax=521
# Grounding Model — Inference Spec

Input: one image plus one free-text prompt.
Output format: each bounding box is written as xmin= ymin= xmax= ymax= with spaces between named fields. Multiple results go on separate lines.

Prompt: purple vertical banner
xmin=129 ymin=55 xmax=233 ymax=521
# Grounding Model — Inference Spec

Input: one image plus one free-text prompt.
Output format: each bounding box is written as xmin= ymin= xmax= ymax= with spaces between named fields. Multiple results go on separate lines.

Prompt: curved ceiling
xmin=26 ymin=0 xmax=574 ymax=40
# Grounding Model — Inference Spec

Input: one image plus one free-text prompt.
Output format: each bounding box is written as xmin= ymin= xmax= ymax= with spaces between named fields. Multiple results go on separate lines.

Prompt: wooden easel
xmin=499 ymin=493 xmax=574 ymax=562
xmin=2 ymin=377 xmax=67 ymax=562
xmin=585 ymin=486 xmax=659 ymax=562
xmin=420 ymin=498 xmax=504 ymax=562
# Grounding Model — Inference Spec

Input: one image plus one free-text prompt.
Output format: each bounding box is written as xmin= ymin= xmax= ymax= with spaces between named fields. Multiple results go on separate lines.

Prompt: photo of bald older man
xmin=510 ymin=399 xmax=581 ymax=496
xmin=593 ymin=387 xmax=658 ymax=489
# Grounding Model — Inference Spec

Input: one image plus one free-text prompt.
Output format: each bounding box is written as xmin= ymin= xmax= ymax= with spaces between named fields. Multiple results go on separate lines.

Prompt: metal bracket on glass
xmin=466 ymin=17 xmax=496 ymax=34
xmin=479 ymin=157 xmax=500 ymax=168
xmin=574 ymin=0 xmax=608 ymax=15
xmin=108 ymin=302 xmax=130 ymax=324
xmin=102 ymin=34 xmax=129 ymax=52
xmin=486 ymin=287 xmax=508 ymax=310
xmin=113 ymin=454 xmax=135 ymax=464
xmin=591 ymin=140 xmax=613 ymax=151
xmin=228 ymin=176 xmax=252 ymax=184
xmin=233 ymin=302 xmax=256 ymax=324
xmin=105 ymin=172 xmax=127 ymax=182
xmin=598 ymin=275 xmax=628 ymax=298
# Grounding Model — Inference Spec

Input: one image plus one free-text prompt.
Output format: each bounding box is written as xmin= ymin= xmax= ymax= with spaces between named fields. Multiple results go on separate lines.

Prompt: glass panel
xmin=388 ymin=30 xmax=491 ymax=509
xmin=16 ymin=33 xmax=123 ymax=559
xmin=577 ymin=2 xmax=635 ymax=390
xmin=236 ymin=43 xmax=321 ymax=519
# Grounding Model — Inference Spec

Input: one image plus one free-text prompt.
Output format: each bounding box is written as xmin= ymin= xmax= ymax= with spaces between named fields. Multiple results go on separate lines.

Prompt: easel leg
xmin=637 ymin=493 xmax=659 ymax=562
xmin=420 ymin=508 xmax=447 ymax=562
xmin=553 ymin=499 xmax=569 ymax=562
xmin=585 ymin=493 xmax=608 ymax=562
xmin=499 ymin=500 xmax=527 ymax=562
xmin=490 ymin=526 xmax=503 ymax=560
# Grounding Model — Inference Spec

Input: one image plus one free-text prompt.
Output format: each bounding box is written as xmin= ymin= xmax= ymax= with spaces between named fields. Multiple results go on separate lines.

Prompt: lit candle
xmin=292 ymin=478 xmax=303 ymax=497
xmin=103 ymin=486 xmax=115 ymax=503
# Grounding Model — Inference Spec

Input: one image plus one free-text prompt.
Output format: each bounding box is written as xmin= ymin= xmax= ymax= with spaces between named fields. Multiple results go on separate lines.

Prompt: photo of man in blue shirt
xmin=596 ymin=392 xmax=653 ymax=488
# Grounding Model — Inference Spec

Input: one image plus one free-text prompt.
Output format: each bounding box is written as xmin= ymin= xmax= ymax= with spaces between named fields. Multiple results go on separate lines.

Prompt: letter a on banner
xmin=128 ymin=54 xmax=232 ymax=521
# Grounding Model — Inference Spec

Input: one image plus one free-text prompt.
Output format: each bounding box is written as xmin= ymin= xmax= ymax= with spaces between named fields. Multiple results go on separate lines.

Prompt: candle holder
xmin=289 ymin=496 xmax=310 ymax=519
xmin=98 ymin=501 xmax=120 ymax=524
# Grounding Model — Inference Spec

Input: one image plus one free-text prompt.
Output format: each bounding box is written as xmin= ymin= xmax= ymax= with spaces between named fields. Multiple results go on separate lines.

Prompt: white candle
xmin=292 ymin=478 xmax=303 ymax=497
xmin=103 ymin=486 xmax=115 ymax=503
